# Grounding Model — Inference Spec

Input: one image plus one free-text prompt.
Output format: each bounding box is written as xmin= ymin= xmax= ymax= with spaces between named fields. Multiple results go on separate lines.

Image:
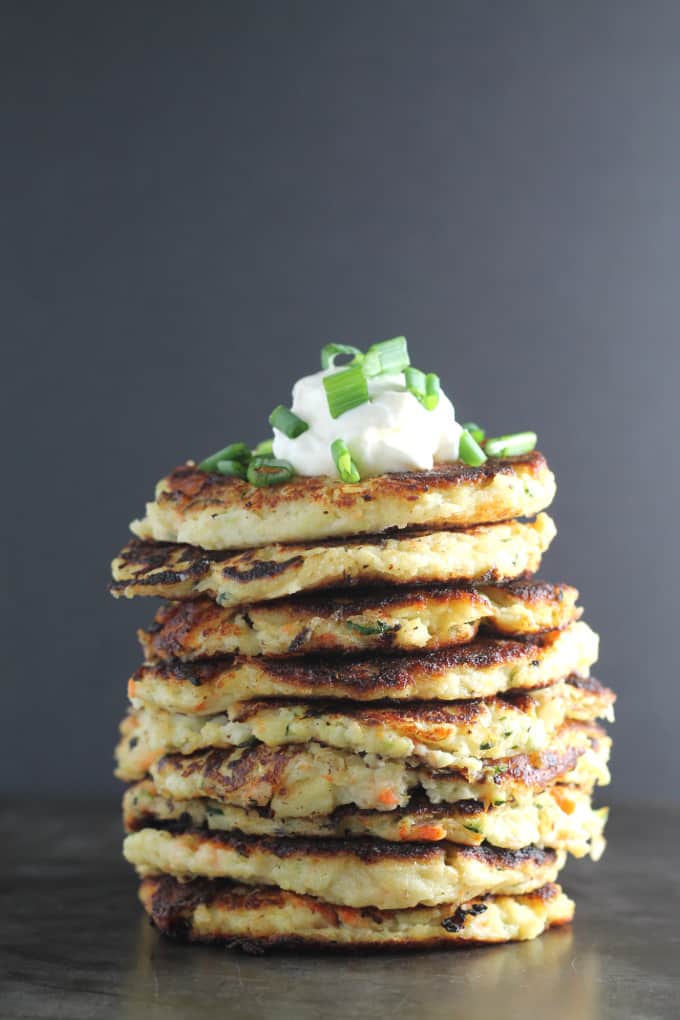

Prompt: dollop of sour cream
xmin=272 ymin=369 xmax=463 ymax=477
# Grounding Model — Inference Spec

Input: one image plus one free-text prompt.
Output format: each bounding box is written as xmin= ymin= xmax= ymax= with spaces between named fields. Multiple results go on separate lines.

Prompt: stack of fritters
xmin=111 ymin=452 xmax=613 ymax=949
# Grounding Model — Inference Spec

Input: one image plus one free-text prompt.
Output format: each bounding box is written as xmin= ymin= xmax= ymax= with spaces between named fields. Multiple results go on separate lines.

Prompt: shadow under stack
xmin=111 ymin=451 xmax=613 ymax=950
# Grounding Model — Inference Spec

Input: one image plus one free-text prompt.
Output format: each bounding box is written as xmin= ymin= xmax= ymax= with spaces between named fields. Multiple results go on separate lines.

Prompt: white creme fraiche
xmin=272 ymin=369 xmax=463 ymax=477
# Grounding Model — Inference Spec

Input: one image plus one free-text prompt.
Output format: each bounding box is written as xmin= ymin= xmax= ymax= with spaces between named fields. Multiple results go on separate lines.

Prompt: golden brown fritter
xmin=138 ymin=875 xmax=574 ymax=948
xmin=124 ymin=779 xmax=607 ymax=859
xmin=128 ymin=622 xmax=599 ymax=711
xmin=137 ymin=580 xmax=581 ymax=661
xmin=111 ymin=514 xmax=555 ymax=605
xmin=124 ymin=827 xmax=565 ymax=909
xmin=130 ymin=452 xmax=556 ymax=550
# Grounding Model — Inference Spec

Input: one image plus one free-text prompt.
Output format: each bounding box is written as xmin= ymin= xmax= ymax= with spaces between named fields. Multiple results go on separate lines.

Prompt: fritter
xmin=115 ymin=676 xmax=613 ymax=775
xmin=128 ymin=622 xmax=599 ymax=711
xmin=112 ymin=514 xmax=555 ymax=606
xmin=117 ymin=720 xmax=609 ymax=808
xmin=139 ymin=875 xmax=574 ymax=948
xmin=124 ymin=780 xmax=607 ymax=859
xmin=138 ymin=580 xmax=581 ymax=661
xmin=124 ymin=828 xmax=565 ymax=909
xmin=130 ymin=452 xmax=556 ymax=550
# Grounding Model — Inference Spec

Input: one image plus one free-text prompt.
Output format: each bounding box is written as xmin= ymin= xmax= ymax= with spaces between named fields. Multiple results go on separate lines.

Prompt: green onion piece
xmin=404 ymin=366 xmax=426 ymax=399
xmin=461 ymin=422 xmax=485 ymax=444
xmin=246 ymin=457 xmax=295 ymax=487
xmin=423 ymin=373 xmax=440 ymax=410
xmin=346 ymin=619 xmax=399 ymax=636
xmin=215 ymin=458 xmax=248 ymax=480
xmin=198 ymin=443 xmax=252 ymax=472
xmin=484 ymin=431 xmax=537 ymax=458
xmin=321 ymin=343 xmax=364 ymax=370
xmin=363 ymin=336 xmax=410 ymax=377
xmin=405 ymin=367 xmax=439 ymax=410
xmin=269 ymin=404 xmax=309 ymax=439
xmin=323 ymin=364 xmax=369 ymax=419
xmin=331 ymin=438 xmax=361 ymax=483
xmin=459 ymin=429 xmax=488 ymax=466
xmin=253 ymin=438 xmax=274 ymax=456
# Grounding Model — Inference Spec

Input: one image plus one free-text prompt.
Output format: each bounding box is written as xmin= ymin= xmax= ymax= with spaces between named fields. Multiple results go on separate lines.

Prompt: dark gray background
xmin=2 ymin=1 xmax=677 ymax=799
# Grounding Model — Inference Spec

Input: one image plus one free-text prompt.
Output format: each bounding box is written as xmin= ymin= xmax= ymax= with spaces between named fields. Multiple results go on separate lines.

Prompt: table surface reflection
xmin=1 ymin=801 xmax=677 ymax=1020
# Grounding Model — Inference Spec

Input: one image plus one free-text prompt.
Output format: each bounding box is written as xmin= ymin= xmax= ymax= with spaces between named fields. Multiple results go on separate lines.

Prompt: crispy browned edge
xmin=151 ymin=452 xmax=549 ymax=520
xmin=139 ymin=875 xmax=571 ymax=952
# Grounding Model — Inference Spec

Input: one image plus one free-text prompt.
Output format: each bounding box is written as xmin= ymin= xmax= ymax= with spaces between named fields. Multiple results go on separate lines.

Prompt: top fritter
xmin=130 ymin=337 xmax=555 ymax=550
xmin=130 ymin=453 xmax=555 ymax=550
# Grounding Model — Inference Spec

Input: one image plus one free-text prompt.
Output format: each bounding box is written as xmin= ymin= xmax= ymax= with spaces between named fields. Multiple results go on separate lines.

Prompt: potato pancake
xmin=128 ymin=622 xmax=599 ymax=711
xmin=139 ymin=875 xmax=574 ymax=948
xmin=116 ymin=719 xmax=610 ymax=809
xmin=130 ymin=452 xmax=555 ymax=550
xmin=138 ymin=580 xmax=580 ymax=661
xmin=115 ymin=676 xmax=613 ymax=776
xmin=124 ymin=828 xmax=565 ymax=909
xmin=124 ymin=780 xmax=607 ymax=859
xmin=112 ymin=514 xmax=555 ymax=606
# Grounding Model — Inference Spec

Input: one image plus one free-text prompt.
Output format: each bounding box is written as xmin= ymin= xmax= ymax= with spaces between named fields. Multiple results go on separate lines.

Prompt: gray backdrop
xmin=3 ymin=1 xmax=678 ymax=799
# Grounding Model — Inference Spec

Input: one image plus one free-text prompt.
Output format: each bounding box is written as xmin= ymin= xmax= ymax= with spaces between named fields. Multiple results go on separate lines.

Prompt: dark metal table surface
xmin=1 ymin=801 xmax=678 ymax=1020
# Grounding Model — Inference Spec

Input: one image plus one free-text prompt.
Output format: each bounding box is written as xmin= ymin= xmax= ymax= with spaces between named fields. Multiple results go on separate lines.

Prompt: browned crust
xmin=155 ymin=453 xmax=548 ymax=520
xmin=140 ymin=875 xmax=570 ymax=951
xmin=485 ymin=579 xmax=568 ymax=602
xmin=110 ymin=541 xmax=233 ymax=594
xmin=480 ymin=723 xmax=601 ymax=791
xmin=155 ymin=742 xmax=292 ymax=802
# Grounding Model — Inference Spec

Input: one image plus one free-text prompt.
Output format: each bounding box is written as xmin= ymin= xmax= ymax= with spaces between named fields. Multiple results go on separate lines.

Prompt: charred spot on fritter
xmin=441 ymin=900 xmax=489 ymax=932
xmin=222 ymin=555 xmax=305 ymax=583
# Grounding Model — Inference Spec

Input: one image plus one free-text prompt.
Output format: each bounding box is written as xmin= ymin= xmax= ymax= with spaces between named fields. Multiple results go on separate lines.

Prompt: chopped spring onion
xmin=198 ymin=442 xmax=251 ymax=472
xmin=269 ymin=404 xmax=309 ymax=439
xmin=363 ymin=336 xmax=410 ymax=377
xmin=404 ymin=366 xmax=426 ymax=398
xmin=246 ymin=456 xmax=295 ymax=486
xmin=405 ymin=367 xmax=439 ymax=410
xmin=215 ymin=458 xmax=248 ymax=480
xmin=484 ymin=431 xmax=537 ymax=458
xmin=423 ymin=372 xmax=440 ymax=410
xmin=253 ymin=438 xmax=274 ymax=456
xmin=323 ymin=363 xmax=369 ymax=419
xmin=331 ymin=438 xmax=361 ymax=483
xmin=461 ymin=422 xmax=485 ymax=444
xmin=321 ymin=343 xmax=363 ymax=370
xmin=459 ymin=429 xmax=488 ymax=466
